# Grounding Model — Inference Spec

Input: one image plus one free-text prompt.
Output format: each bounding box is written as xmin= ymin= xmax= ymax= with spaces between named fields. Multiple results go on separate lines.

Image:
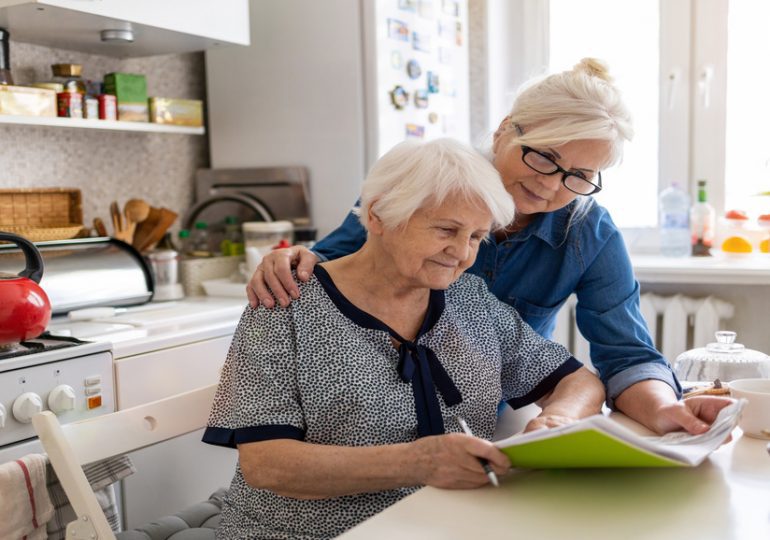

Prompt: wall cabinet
xmin=0 ymin=0 xmax=249 ymax=57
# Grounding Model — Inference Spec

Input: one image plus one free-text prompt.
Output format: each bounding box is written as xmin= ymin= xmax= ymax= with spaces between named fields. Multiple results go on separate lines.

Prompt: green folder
xmin=493 ymin=400 xmax=744 ymax=469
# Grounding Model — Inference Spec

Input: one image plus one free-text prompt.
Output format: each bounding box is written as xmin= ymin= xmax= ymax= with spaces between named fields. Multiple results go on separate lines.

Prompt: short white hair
xmin=355 ymin=138 xmax=515 ymax=231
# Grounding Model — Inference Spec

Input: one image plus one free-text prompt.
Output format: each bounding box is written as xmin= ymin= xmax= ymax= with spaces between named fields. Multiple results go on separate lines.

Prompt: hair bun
xmin=574 ymin=57 xmax=612 ymax=82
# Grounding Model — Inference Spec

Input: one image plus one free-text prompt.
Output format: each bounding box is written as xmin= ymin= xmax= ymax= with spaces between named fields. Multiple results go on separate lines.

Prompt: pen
xmin=456 ymin=416 xmax=499 ymax=488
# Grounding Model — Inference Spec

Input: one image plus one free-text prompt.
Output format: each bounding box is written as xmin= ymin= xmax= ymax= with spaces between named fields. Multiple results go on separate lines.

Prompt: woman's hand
xmin=246 ymin=246 xmax=319 ymax=308
xmin=649 ymin=395 xmax=735 ymax=436
xmin=412 ymin=433 xmax=510 ymax=489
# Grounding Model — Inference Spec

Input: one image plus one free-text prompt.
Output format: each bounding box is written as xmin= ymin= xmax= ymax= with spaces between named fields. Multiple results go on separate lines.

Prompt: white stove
xmin=0 ymin=336 xmax=115 ymax=462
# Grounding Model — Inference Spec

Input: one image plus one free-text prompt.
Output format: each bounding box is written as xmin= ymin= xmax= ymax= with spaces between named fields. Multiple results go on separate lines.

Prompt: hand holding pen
xmin=457 ymin=416 xmax=500 ymax=487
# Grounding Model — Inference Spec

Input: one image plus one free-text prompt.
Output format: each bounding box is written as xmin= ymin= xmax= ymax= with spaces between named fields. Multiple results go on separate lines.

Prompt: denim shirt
xmin=313 ymin=200 xmax=681 ymax=407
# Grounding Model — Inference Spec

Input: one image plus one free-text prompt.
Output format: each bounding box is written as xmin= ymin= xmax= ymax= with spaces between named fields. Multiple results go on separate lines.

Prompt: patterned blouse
xmin=203 ymin=265 xmax=581 ymax=539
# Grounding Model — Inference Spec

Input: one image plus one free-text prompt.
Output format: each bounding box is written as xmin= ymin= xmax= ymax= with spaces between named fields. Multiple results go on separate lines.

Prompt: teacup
xmin=729 ymin=378 xmax=770 ymax=439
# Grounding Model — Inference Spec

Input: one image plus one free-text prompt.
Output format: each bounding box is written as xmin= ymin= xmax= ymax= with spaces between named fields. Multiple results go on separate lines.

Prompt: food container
xmin=51 ymin=63 xmax=86 ymax=94
xmin=674 ymin=331 xmax=770 ymax=382
xmin=0 ymin=85 xmax=56 ymax=117
xmin=148 ymin=97 xmax=203 ymax=127
xmin=98 ymin=93 xmax=117 ymax=120
xmin=57 ymin=91 xmax=83 ymax=118
xmin=243 ymin=221 xmax=293 ymax=274
xmin=104 ymin=72 xmax=148 ymax=122
xmin=758 ymin=214 xmax=770 ymax=253
xmin=146 ymin=249 xmax=184 ymax=301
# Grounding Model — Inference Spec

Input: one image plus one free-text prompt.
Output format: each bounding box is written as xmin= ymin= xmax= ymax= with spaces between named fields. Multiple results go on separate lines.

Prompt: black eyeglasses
xmin=520 ymin=145 xmax=603 ymax=196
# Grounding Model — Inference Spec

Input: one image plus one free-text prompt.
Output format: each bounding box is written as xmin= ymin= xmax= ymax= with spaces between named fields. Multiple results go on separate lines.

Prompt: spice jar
xmin=243 ymin=221 xmax=293 ymax=274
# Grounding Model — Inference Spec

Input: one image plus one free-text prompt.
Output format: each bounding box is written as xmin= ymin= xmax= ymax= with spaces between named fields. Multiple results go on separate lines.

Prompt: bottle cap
xmin=225 ymin=215 xmax=239 ymax=225
xmin=194 ymin=221 xmax=208 ymax=229
xmin=178 ymin=229 xmax=190 ymax=238
xmin=243 ymin=220 xmax=293 ymax=233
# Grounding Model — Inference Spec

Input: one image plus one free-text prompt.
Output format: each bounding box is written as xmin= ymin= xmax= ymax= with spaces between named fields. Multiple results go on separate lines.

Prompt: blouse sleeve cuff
xmin=202 ymin=424 xmax=305 ymax=449
xmin=506 ymin=356 xmax=583 ymax=409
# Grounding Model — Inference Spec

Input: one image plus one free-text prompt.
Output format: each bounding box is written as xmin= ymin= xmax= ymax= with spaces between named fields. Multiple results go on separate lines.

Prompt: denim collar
xmin=505 ymin=200 xmax=580 ymax=249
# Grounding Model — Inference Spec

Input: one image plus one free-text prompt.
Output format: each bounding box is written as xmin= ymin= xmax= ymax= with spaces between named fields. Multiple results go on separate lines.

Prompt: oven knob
xmin=48 ymin=385 xmax=77 ymax=414
xmin=0 ymin=404 xmax=6 ymax=429
xmin=12 ymin=392 xmax=43 ymax=424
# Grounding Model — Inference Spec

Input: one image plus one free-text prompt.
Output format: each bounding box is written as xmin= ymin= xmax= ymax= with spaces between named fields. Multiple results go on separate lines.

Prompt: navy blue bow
xmin=397 ymin=342 xmax=462 ymax=437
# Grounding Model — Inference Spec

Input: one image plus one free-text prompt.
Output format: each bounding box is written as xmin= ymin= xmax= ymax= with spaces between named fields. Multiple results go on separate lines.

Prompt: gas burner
xmin=0 ymin=333 xmax=89 ymax=360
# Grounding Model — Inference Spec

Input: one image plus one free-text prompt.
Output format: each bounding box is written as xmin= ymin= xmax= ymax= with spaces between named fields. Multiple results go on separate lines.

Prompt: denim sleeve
xmin=311 ymin=201 xmax=367 ymax=262
xmin=573 ymin=228 xmax=682 ymax=408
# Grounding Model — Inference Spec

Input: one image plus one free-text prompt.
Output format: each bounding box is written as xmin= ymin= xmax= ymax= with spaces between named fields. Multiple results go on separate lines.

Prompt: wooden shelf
xmin=0 ymin=114 xmax=205 ymax=135
xmin=631 ymin=254 xmax=770 ymax=285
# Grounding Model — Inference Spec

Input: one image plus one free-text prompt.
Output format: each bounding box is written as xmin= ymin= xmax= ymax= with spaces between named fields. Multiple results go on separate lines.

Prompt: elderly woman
xmin=203 ymin=138 xmax=604 ymax=539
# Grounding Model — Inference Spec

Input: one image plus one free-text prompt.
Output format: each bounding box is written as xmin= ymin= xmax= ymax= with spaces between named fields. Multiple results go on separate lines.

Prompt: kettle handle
xmin=0 ymin=232 xmax=45 ymax=283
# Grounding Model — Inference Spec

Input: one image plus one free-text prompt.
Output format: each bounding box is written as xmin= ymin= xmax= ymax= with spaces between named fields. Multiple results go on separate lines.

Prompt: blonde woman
xmin=246 ymin=58 xmax=733 ymax=436
xmin=205 ymin=139 xmax=604 ymax=539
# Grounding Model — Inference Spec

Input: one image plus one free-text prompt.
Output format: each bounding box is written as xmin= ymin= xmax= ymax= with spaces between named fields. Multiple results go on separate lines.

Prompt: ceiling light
xmin=100 ymin=28 xmax=134 ymax=43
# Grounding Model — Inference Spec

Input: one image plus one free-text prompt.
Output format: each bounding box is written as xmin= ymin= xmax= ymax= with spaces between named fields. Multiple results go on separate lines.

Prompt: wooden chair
xmin=32 ymin=384 xmax=218 ymax=540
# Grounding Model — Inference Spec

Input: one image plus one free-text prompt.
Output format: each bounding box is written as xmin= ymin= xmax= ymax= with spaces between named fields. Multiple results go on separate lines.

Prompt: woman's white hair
xmin=354 ymin=138 xmax=515 ymax=231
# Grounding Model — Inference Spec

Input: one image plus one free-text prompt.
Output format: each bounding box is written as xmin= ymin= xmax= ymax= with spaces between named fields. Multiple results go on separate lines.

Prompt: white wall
xmin=204 ymin=0 xmax=367 ymax=237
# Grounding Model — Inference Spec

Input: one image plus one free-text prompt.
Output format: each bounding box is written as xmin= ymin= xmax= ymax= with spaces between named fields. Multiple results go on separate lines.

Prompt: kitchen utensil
xmin=110 ymin=200 xmax=129 ymax=242
xmin=136 ymin=208 xmax=178 ymax=253
xmin=132 ymin=206 xmax=161 ymax=250
xmin=93 ymin=217 xmax=108 ymax=237
xmin=124 ymin=199 xmax=151 ymax=245
xmin=0 ymin=231 xmax=52 ymax=345
xmin=674 ymin=331 xmax=770 ymax=382
xmin=729 ymin=378 xmax=770 ymax=439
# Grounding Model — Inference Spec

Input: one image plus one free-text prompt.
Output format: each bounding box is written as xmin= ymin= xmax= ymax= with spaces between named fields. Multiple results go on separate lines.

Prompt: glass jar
xmin=243 ymin=220 xmax=293 ymax=273
xmin=673 ymin=331 xmax=770 ymax=382
xmin=51 ymin=63 xmax=86 ymax=94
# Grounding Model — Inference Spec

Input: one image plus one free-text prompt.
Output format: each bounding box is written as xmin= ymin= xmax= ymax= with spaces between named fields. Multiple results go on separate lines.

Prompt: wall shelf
xmin=0 ymin=114 xmax=205 ymax=134
xmin=631 ymin=254 xmax=770 ymax=285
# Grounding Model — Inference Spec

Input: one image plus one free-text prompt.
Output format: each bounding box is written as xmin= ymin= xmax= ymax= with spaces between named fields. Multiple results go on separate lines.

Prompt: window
xmin=492 ymin=0 xmax=765 ymax=235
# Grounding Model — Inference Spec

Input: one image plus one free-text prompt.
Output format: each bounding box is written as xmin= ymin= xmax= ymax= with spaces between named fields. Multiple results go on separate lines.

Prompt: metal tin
xmin=56 ymin=91 xmax=83 ymax=118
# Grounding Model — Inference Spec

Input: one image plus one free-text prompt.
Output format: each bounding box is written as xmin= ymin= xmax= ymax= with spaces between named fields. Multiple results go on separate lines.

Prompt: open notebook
xmin=494 ymin=399 xmax=745 ymax=468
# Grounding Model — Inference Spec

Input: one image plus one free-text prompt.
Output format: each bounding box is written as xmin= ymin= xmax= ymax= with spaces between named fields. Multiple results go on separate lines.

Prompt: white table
xmin=340 ymin=430 xmax=770 ymax=540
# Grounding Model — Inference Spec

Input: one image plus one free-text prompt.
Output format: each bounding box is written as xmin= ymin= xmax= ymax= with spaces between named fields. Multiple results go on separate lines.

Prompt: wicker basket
xmin=0 ymin=188 xmax=84 ymax=242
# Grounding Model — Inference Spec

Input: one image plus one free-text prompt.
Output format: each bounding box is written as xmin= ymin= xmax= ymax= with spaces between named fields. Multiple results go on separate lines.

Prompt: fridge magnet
xmin=406 ymin=59 xmax=422 ymax=79
xmin=428 ymin=112 xmax=439 ymax=124
xmin=418 ymin=0 xmax=435 ymax=18
xmin=412 ymin=31 xmax=431 ymax=53
xmin=387 ymin=19 xmax=409 ymax=41
xmin=438 ymin=46 xmax=453 ymax=64
xmin=437 ymin=19 xmax=454 ymax=39
xmin=390 ymin=85 xmax=409 ymax=110
xmin=427 ymin=71 xmax=440 ymax=93
xmin=405 ymin=123 xmax=425 ymax=138
xmin=414 ymin=89 xmax=429 ymax=108
xmin=391 ymin=50 xmax=404 ymax=69
xmin=398 ymin=0 xmax=417 ymax=12
xmin=442 ymin=114 xmax=456 ymax=134
xmin=442 ymin=0 xmax=459 ymax=17
xmin=456 ymin=21 xmax=463 ymax=46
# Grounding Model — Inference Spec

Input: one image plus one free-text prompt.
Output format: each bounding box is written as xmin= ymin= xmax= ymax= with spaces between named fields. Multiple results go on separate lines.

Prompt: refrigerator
xmin=205 ymin=0 xmax=470 ymax=237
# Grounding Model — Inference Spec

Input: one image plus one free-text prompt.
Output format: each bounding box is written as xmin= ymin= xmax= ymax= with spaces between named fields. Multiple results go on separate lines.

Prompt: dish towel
xmin=0 ymin=453 xmax=55 ymax=540
xmin=46 ymin=455 xmax=137 ymax=540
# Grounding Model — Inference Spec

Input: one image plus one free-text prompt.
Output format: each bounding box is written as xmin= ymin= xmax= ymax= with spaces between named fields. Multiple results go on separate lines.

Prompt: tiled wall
xmin=0 ymin=40 xmax=209 ymax=234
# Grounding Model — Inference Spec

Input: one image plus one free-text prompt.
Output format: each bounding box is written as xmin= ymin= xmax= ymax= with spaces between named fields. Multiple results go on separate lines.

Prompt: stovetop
xmin=0 ymin=333 xmax=89 ymax=360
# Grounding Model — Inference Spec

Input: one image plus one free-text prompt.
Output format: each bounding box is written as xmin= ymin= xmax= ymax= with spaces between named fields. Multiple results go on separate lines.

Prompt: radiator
xmin=552 ymin=294 xmax=735 ymax=364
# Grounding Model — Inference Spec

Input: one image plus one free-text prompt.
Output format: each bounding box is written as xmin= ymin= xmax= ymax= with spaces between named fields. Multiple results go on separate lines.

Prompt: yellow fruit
xmin=721 ymin=236 xmax=753 ymax=253
xmin=761 ymin=238 xmax=770 ymax=253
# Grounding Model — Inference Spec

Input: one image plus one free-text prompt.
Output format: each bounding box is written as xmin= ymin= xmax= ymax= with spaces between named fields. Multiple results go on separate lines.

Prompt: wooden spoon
xmin=124 ymin=199 xmax=151 ymax=245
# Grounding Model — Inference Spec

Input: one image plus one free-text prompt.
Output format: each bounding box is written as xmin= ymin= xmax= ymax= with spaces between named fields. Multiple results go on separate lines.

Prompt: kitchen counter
xmin=340 ymin=427 xmax=770 ymax=540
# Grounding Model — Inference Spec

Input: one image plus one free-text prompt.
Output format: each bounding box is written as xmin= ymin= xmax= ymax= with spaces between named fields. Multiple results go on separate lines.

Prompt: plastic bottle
xmin=690 ymin=179 xmax=716 ymax=256
xmin=177 ymin=229 xmax=191 ymax=256
xmin=189 ymin=221 xmax=211 ymax=257
xmin=220 ymin=216 xmax=245 ymax=256
xmin=659 ymin=182 xmax=691 ymax=257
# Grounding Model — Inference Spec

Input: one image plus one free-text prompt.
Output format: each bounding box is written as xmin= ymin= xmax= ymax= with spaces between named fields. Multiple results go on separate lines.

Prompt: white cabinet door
xmin=114 ymin=335 xmax=236 ymax=528
xmin=0 ymin=0 xmax=249 ymax=57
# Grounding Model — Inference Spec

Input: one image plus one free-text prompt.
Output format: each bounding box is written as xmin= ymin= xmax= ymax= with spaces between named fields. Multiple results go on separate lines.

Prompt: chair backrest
xmin=32 ymin=384 xmax=217 ymax=540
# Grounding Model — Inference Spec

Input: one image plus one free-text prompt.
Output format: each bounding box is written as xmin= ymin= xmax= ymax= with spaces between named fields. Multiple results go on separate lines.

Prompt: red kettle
xmin=0 ymin=232 xmax=52 ymax=345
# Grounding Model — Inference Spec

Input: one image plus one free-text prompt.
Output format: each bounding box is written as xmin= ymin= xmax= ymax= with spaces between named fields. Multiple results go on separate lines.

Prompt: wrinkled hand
xmin=523 ymin=414 xmax=578 ymax=433
xmin=650 ymin=396 xmax=735 ymax=436
xmin=412 ymin=433 xmax=510 ymax=489
xmin=246 ymin=246 xmax=319 ymax=308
